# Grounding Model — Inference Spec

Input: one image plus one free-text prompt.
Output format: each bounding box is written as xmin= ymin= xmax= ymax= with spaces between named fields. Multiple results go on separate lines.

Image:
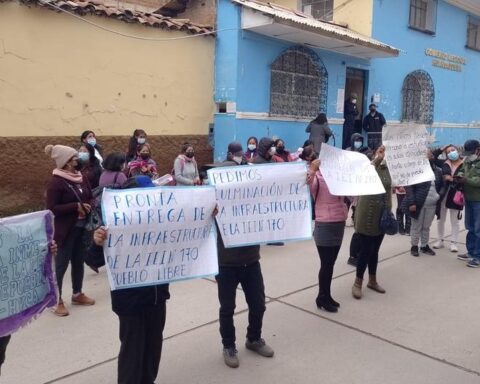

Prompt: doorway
xmin=345 ymin=67 xmax=367 ymax=136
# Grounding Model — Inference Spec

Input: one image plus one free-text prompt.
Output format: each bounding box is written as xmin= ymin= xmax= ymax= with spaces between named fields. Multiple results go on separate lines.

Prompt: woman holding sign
xmin=352 ymin=145 xmax=391 ymax=300
xmin=308 ymin=159 xmax=348 ymax=312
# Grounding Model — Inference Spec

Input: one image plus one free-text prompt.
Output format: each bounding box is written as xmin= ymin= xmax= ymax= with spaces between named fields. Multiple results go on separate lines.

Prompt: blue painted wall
xmin=370 ymin=0 xmax=480 ymax=145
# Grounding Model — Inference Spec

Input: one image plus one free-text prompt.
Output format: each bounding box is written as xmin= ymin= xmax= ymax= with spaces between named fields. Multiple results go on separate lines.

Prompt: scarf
xmin=53 ymin=168 xmax=83 ymax=184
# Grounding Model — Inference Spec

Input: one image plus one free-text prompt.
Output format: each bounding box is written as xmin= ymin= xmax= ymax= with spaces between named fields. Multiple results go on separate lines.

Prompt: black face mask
xmin=370 ymin=109 xmax=376 ymax=114
xmin=276 ymin=146 xmax=285 ymax=154
xmin=74 ymin=163 xmax=83 ymax=171
xmin=185 ymin=152 xmax=195 ymax=158
xmin=140 ymin=153 xmax=150 ymax=160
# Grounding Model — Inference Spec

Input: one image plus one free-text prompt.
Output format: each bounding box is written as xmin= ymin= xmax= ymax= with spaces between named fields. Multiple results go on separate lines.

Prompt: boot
xmin=367 ymin=275 xmax=386 ymax=294
xmin=352 ymin=277 xmax=363 ymax=299
xmin=316 ymin=295 xmax=338 ymax=313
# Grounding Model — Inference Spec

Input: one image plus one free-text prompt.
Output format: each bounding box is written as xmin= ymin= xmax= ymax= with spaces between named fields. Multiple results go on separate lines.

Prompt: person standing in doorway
xmin=456 ymin=140 xmax=480 ymax=267
xmin=362 ymin=103 xmax=386 ymax=150
xmin=342 ymin=93 xmax=359 ymax=149
xmin=306 ymin=113 xmax=332 ymax=155
xmin=216 ymin=142 xmax=274 ymax=369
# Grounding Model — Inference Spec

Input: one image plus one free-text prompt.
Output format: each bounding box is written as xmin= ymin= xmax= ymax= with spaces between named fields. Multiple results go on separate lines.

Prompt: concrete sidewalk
xmin=3 ymin=223 xmax=479 ymax=384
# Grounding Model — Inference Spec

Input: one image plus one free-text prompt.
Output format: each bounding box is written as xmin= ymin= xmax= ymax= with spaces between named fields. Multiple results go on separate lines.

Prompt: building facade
xmin=212 ymin=0 xmax=480 ymax=160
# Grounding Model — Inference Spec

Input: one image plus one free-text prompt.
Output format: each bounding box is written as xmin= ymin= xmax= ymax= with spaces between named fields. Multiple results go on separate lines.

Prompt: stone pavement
xmin=3 ymin=221 xmax=480 ymax=384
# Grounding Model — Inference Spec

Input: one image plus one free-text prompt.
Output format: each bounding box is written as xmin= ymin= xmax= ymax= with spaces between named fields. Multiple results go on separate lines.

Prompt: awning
xmin=233 ymin=0 xmax=399 ymax=59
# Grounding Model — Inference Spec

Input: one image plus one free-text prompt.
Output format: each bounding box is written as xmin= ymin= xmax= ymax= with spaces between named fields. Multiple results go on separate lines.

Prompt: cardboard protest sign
xmin=319 ymin=144 xmax=386 ymax=196
xmin=102 ymin=186 xmax=218 ymax=290
xmin=0 ymin=211 xmax=57 ymax=337
xmin=208 ymin=163 xmax=312 ymax=248
xmin=382 ymin=124 xmax=435 ymax=186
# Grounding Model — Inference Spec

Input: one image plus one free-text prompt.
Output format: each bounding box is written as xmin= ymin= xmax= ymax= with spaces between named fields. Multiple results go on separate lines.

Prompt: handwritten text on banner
xmin=102 ymin=187 xmax=218 ymax=290
xmin=319 ymin=144 xmax=386 ymax=196
xmin=208 ymin=163 xmax=312 ymax=248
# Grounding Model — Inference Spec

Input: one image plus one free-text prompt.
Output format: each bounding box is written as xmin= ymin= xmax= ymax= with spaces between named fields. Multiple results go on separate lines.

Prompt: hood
xmin=350 ymin=133 xmax=364 ymax=148
xmin=257 ymin=137 xmax=274 ymax=158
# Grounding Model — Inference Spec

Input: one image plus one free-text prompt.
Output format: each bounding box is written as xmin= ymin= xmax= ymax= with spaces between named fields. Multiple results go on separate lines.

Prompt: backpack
xmin=91 ymin=172 xmax=122 ymax=223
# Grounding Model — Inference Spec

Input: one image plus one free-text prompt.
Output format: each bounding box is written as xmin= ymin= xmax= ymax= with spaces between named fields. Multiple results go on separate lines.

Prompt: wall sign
xmin=425 ymin=48 xmax=465 ymax=72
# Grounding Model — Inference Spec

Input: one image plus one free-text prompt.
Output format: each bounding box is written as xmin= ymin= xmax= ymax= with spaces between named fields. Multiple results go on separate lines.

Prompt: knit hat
xmin=45 ymin=145 xmax=78 ymax=169
xmin=463 ymin=139 xmax=480 ymax=156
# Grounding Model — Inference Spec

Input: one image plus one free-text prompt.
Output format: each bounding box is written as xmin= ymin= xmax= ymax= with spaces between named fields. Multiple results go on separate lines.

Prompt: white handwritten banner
xmin=319 ymin=144 xmax=386 ymax=196
xmin=102 ymin=187 xmax=218 ymax=290
xmin=0 ymin=211 xmax=57 ymax=337
xmin=208 ymin=163 xmax=312 ymax=248
xmin=382 ymin=124 xmax=435 ymax=186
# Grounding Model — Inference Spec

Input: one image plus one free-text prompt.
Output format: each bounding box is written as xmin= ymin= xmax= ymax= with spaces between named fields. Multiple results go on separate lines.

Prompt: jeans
xmin=55 ymin=226 xmax=86 ymax=298
xmin=316 ymin=246 xmax=341 ymax=299
xmin=215 ymin=261 xmax=266 ymax=348
xmin=356 ymin=234 xmax=385 ymax=279
xmin=465 ymin=201 xmax=480 ymax=259
xmin=118 ymin=302 xmax=167 ymax=384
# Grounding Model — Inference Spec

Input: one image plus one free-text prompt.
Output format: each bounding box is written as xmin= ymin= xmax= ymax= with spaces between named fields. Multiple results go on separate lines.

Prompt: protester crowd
xmin=1 ymin=120 xmax=479 ymax=384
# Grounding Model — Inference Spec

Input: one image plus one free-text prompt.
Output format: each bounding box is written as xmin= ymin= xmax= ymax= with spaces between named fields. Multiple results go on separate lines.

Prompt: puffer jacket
xmin=401 ymin=163 xmax=445 ymax=219
xmin=354 ymin=160 xmax=392 ymax=236
xmin=311 ymin=171 xmax=348 ymax=223
xmin=462 ymin=157 xmax=480 ymax=202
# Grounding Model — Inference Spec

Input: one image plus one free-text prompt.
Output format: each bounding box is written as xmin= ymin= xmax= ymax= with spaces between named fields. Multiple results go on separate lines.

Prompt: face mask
xmin=370 ymin=109 xmax=376 ymax=114
xmin=233 ymin=156 xmax=243 ymax=165
xmin=87 ymin=138 xmax=96 ymax=147
xmin=354 ymin=141 xmax=362 ymax=149
xmin=186 ymin=152 xmax=194 ymax=158
xmin=248 ymin=144 xmax=256 ymax=151
xmin=276 ymin=146 xmax=285 ymax=154
xmin=447 ymin=151 xmax=459 ymax=161
xmin=140 ymin=153 xmax=150 ymax=160
xmin=352 ymin=99 xmax=357 ymax=104
xmin=78 ymin=152 xmax=89 ymax=162
xmin=467 ymin=154 xmax=479 ymax=162
xmin=137 ymin=137 xmax=146 ymax=145
xmin=269 ymin=147 xmax=276 ymax=155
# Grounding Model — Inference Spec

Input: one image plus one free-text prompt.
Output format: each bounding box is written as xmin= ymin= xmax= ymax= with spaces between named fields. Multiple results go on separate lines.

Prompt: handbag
xmin=453 ymin=190 xmax=465 ymax=208
xmin=379 ymin=195 xmax=398 ymax=236
xmin=63 ymin=180 xmax=101 ymax=231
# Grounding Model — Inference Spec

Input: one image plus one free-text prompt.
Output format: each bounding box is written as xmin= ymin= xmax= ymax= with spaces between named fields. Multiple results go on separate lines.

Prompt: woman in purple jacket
xmin=308 ymin=159 xmax=348 ymax=312
xmin=45 ymin=144 xmax=95 ymax=317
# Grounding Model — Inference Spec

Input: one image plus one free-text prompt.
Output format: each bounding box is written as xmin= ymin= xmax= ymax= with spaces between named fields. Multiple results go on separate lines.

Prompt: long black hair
xmin=127 ymin=129 xmax=146 ymax=162
xmin=313 ymin=113 xmax=328 ymax=125
xmin=103 ymin=152 xmax=126 ymax=172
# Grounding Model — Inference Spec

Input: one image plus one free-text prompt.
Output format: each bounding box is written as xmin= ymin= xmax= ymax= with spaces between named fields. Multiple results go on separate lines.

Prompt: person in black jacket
xmin=342 ymin=93 xmax=360 ymax=149
xmin=402 ymin=151 xmax=445 ymax=257
xmin=91 ymin=176 xmax=170 ymax=384
xmin=362 ymin=104 xmax=386 ymax=150
xmin=216 ymin=142 xmax=274 ymax=369
xmin=253 ymin=137 xmax=275 ymax=164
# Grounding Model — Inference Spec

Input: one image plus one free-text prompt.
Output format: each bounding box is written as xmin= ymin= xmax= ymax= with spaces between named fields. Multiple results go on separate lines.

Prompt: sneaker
xmin=347 ymin=256 xmax=358 ymax=267
xmin=54 ymin=300 xmax=69 ymax=317
xmin=72 ymin=293 xmax=95 ymax=306
xmin=245 ymin=338 xmax=274 ymax=357
xmin=467 ymin=259 xmax=480 ymax=268
xmin=420 ymin=245 xmax=436 ymax=256
xmin=449 ymin=243 xmax=458 ymax=253
xmin=223 ymin=347 xmax=239 ymax=368
xmin=433 ymin=240 xmax=444 ymax=249
xmin=457 ymin=253 xmax=472 ymax=261
xmin=410 ymin=246 xmax=419 ymax=257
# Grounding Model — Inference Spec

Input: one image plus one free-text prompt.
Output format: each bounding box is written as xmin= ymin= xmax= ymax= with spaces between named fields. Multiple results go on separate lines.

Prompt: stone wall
xmin=0 ymin=135 xmax=212 ymax=216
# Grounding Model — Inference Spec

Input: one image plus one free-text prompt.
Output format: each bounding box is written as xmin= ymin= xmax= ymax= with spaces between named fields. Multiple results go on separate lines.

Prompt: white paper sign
xmin=319 ymin=144 xmax=386 ymax=196
xmin=208 ymin=163 xmax=312 ymax=248
xmin=102 ymin=187 xmax=218 ymax=290
xmin=382 ymin=124 xmax=435 ymax=186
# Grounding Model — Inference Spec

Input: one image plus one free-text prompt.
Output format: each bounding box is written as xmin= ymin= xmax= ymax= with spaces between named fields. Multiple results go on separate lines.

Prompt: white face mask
xmin=248 ymin=144 xmax=256 ymax=151
xmin=78 ymin=152 xmax=89 ymax=162
xmin=137 ymin=137 xmax=146 ymax=145
xmin=351 ymin=99 xmax=357 ymax=104
xmin=269 ymin=147 xmax=276 ymax=155
xmin=87 ymin=138 xmax=96 ymax=147
xmin=233 ymin=156 xmax=243 ymax=165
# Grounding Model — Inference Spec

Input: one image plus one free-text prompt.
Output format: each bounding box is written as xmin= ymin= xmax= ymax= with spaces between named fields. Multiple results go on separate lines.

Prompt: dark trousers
xmin=215 ymin=261 xmax=266 ymax=348
xmin=356 ymin=234 xmax=385 ymax=279
xmin=56 ymin=226 xmax=85 ymax=297
xmin=0 ymin=335 xmax=11 ymax=375
xmin=118 ymin=302 xmax=167 ymax=384
xmin=349 ymin=232 xmax=362 ymax=259
xmin=316 ymin=246 xmax=341 ymax=299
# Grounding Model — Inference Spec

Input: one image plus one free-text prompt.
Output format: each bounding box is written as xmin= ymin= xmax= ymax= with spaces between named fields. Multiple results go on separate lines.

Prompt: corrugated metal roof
xmin=7 ymin=0 xmax=214 ymax=35
xmin=232 ymin=0 xmax=399 ymax=56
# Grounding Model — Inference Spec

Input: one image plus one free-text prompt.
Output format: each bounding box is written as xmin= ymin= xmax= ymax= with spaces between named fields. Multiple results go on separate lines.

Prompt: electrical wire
xmin=36 ymin=0 xmax=238 ymax=41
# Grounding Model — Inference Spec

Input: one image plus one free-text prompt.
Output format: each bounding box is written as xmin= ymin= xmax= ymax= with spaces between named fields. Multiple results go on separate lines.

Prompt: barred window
xmin=467 ymin=17 xmax=480 ymax=51
xmin=302 ymin=0 xmax=334 ymax=21
xmin=409 ymin=0 xmax=437 ymax=34
xmin=402 ymin=70 xmax=434 ymax=125
xmin=270 ymin=47 xmax=328 ymax=118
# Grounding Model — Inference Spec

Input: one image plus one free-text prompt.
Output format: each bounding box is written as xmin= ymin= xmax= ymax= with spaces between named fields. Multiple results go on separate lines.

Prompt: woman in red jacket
xmin=308 ymin=159 xmax=348 ymax=312
xmin=45 ymin=144 xmax=95 ymax=317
